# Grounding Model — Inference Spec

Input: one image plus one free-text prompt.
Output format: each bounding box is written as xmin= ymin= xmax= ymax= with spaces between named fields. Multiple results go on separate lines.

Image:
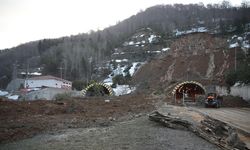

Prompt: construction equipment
xmin=204 ymin=93 xmax=223 ymax=108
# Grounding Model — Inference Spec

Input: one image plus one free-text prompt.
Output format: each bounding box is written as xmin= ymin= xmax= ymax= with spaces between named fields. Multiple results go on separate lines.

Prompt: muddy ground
xmin=0 ymin=93 xmax=249 ymax=149
xmin=0 ymin=94 xmax=156 ymax=144
xmin=0 ymin=116 xmax=219 ymax=150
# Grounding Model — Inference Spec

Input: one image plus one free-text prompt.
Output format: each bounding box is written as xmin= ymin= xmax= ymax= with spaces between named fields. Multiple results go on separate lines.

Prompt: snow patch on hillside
xmin=114 ymin=59 xmax=128 ymax=63
xmin=113 ymin=85 xmax=136 ymax=96
xmin=175 ymin=27 xmax=208 ymax=36
xmin=103 ymin=61 xmax=144 ymax=96
xmin=228 ymin=33 xmax=250 ymax=50
xmin=128 ymin=41 xmax=134 ymax=45
xmin=0 ymin=90 xmax=8 ymax=96
xmin=122 ymin=29 xmax=161 ymax=47
xmin=20 ymin=72 xmax=42 ymax=76
xmin=229 ymin=43 xmax=239 ymax=48
xmin=7 ymin=95 xmax=19 ymax=100
xmin=130 ymin=62 xmax=144 ymax=76
xmin=162 ymin=47 xmax=170 ymax=52
xmin=148 ymin=35 xmax=157 ymax=43
xmin=0 ymin=90 xmax=19 ymax=100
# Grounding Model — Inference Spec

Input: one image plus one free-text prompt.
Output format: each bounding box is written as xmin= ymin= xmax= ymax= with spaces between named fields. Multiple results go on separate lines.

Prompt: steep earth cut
xmin=133 ymin=33 xmax=235 ymax=94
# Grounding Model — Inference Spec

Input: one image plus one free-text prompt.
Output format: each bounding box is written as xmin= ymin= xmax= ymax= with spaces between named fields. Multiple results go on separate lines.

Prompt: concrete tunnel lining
xmin=82 ymin=83 xmax=113 ymax=96
xmin=172 ymin=81 xmax=206 ymax=101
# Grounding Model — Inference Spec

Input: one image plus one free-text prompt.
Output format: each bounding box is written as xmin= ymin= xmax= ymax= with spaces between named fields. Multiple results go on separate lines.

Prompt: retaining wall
xmin=216 ymin=85 xmax=250 ymax=102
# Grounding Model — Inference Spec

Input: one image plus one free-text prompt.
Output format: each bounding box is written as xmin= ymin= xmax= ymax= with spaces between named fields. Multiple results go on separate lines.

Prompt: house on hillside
xmin=24 ymin=75 xmax=72 ymax=90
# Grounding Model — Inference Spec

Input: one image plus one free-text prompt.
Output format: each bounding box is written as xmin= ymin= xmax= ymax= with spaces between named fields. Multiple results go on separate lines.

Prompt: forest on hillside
xmin=0 ymin=1 xmax=250 ymax=88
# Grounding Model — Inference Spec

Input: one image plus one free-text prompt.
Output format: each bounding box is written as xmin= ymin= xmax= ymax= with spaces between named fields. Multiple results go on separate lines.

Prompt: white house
xmin=24 ymin=75 xmax=72 ymax=90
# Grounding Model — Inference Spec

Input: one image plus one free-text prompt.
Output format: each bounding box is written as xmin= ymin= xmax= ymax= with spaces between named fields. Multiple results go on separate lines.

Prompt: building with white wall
xmin=25 ymin=75 xmax=72 ymax=90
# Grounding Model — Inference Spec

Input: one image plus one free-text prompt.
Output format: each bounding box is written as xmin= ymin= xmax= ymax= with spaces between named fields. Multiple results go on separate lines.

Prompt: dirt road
xmin=193 ymin=107 xmax=250 ymax=135
xmin=0 ymin=116 xmax=219 ymax=150
xmin=193 ymin=107 xmax=250 ymax=148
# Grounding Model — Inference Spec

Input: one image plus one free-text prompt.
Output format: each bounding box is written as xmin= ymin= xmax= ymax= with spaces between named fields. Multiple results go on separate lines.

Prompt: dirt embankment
xmin=133 ymin=33 xmax=235 ymax=92
xmin=0 ymin=94 xmax=155 ymax=144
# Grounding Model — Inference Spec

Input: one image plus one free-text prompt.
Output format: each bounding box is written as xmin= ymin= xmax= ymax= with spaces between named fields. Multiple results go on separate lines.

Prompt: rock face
xmin=133 ymin=33 xmax=235 ymax=92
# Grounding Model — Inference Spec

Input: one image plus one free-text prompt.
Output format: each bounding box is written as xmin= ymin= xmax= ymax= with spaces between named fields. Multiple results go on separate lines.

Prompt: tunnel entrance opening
xmin=172 ymin=81 xmax=205 ymax=103
xmin=82 ymin=83 xmax=113 ymax=97
xmin=86 ymin=85 xmax=110 ymax=96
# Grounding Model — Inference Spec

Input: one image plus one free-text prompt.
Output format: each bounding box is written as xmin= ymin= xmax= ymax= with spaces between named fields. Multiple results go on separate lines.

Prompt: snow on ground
xmin=7 ymin=95 xmax=19 ymax=100
xmin=115 ymin=59 xmax=128 ymax=63
xmin=229 ymin=42 xmax=239 ymax=48
xmin=0 ymin=90 xmax=20 ymax=100
xmin=198 ymin=20 xmax=205 ymax=24
xmin=124 ymin=40 xmax=142 ymax=46
xmin=129 ymin=62 xmax=144 ymax=76
xmin=162 ymin=48 xmax=170 ymax=52
xmin=113 ymin=85 xmax=136 ymax=96
xmin=232 ymin=35 xmax=237 ymax=39
xmin=197 ymin=27 xmax=208 ymax=32
xmin=242 ymin=41 xmax=250 ymax=49
xmin=233 ymin=82 xmax=242 ymax=87
xmin=237 ymin=37 xmax=243 ymax=41
xmin=103 ymin=76 xmax=113 ymax=86
xmin=147 ymin=51 xmax=161 ymax=53
xmin=31 ymin=72 xmax=42 ymax=76
xmin=128 ymin=41 xmax=134 ymax=45
xmin=148 ymin=35 xmax=157 ymax=43
xmin=123 ymin=42 xmax=129 ymax=46
xmin=103 ymin=64 xmax=127 ymax=85
xmin=27 ymin=87 xmax=41 ymax=92
xmin=20 ymin=72 xmax=42 ymax=76
xmin=175 ymin=30 xmax=185 ymax=36
xmin=0 ymin=90 xmax=9 ymax=96
xmin=175 ymin=27 xmax=208 ymax=36
xmin=103 ymin=61 xmax=144 ymax=96
xmin=228 ymin=33 xmax=250 ymax=49
xmin=104 ymin=62 xmax=144 ymax=84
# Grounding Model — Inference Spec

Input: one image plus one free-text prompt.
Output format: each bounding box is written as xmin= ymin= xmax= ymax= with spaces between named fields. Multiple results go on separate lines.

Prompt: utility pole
xmin=235 ymin=47 xmax=237 ymax=71
xmin=12 ymin=62 xmax=17 ymax=80
xmin=89 ymin=57 xmax=93 ymax=81
xmin=234 ymin=39 xmax=242 ymax=72
xmin=26 ymin=60 xmax=29 ymax=79
xmin=182 ymin=90 xmax=185 ymax=106
xmin=174 ymin=93 xmax=176 ymax=105
xmin=58 ymin=64 xmax=64 ymax=79
xmin=187 ymin=68 xmax=190 ymax=80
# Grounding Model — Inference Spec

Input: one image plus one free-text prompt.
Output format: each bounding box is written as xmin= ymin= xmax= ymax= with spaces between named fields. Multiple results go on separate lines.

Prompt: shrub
xmin=225 ymin=70 xmax=237 ymax=86
xmin=111 ymin=83 xmax=117 ymax=88
xmin=55 ymin=93 xmax=71 ymax=101
xmin=72 ymin=80 xmax=87 ymax=91
xmin=225 ymin=64 xmax=250 ymax=86
xmin=112 ymin=74 xmax=126 ymax=85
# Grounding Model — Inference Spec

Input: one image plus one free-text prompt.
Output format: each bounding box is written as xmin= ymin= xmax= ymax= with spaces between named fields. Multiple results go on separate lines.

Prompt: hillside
xmin=133 ymin=33 xmax=235 ymax=92
xmin=0 ymin=3 xmax=250 ymax=88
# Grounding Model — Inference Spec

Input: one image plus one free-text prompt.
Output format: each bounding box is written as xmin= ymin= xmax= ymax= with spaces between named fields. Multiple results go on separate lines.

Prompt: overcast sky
xmin=0 ymin=0 xmax=243 ymax=49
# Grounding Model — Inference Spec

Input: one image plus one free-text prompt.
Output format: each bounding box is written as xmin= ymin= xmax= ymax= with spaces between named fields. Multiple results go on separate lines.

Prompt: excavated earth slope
xmin=134 ymin=33 xmax=235 ymax=93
